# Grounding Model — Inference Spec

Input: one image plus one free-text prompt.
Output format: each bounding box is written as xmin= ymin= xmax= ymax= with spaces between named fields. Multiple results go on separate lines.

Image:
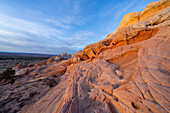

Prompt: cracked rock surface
xmin=22 ymin=26 xmax=170 ymax=113
xmin=21 ymin=2 xmax=170 ymax=113
xmin=1 ymin=0 xmax=169 ymax=113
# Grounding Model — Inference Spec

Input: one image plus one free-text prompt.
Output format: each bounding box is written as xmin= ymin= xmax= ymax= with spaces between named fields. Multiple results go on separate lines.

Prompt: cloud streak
xmin=0 ymin=13 xmax=99 ymax=54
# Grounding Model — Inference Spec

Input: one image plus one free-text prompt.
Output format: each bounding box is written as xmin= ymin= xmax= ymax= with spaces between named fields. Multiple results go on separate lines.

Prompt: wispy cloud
xmin=62 ymin=31 xmax=102 ymax=49
xmin=0 ymin=13 xmax=98 ymax=54
xmin=44 ymin=19 xmax=71 ymax=30
xmin=0 ymin=14 xmax=62 ymax=37
xmin=0 ymin=14 xmax=76 ymax=54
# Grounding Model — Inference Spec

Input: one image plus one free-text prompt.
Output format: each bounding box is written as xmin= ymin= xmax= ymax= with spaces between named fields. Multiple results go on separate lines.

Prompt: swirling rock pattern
xmin=19 ymin=1 xmax=170 ymax=113
xmin=22 ymin=26 xmax=170 ymax=113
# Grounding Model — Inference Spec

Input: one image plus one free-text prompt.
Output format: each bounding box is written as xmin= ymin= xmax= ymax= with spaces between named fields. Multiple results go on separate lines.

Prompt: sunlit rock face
xmin=106 ymin=0 xmax=170 ymax=38
xmin=12 ymin=1 xmax=170 ymax=113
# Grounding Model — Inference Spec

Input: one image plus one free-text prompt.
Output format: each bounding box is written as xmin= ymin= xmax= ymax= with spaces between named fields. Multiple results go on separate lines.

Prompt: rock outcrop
xmin=1 ymin=1 xmax=169 ymax=113
xmin=71 ymin=4 xmax=170 ymax=63
xmin=106 ymin=0 xmax=170 ymax=38
xmin=22 ymin=25 xmax=170 ymax=113
xmin=0 ymin=54 xmax=71 ymax=113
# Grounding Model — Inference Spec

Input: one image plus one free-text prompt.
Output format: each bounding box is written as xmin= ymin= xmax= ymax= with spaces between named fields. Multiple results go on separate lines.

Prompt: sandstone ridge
xmin=106 ymin=0 xmax=170 ymax=38
xmin=7 ymin=1 xmax=170 ymax=113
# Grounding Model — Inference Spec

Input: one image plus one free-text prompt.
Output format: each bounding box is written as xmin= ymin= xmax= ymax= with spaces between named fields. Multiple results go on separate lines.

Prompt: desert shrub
xmin=18 ymin=102 xmax=25 ymax=108
xmin=29 ymin=92 xmax=37 ymax=98
xmin=15 ymin=81 xmax=20 ymax=85
xmin=10 ymin=78 xmax=15 ymax=85
xmin=51 ymin=74 xmax=57 ymax=77
xmin=45 ymin=79 xmax=57 ymax=87
xmin=32 ymin=84 xmax=37 ymax=87
xmin=0 ymin=68 xmax=15 ymax=81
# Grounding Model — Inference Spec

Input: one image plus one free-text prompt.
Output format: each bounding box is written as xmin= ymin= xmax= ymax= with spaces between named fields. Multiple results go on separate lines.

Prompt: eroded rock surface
xmin=22 ymin=26 xmax=170 ymax=113
xmin=70 ymin=5 xmax=170 ymax=64
xmin=21 ymin=2 xmax=170 ymax=113
xmin=1 ymin=1 xmax=169 ymax=113
xmin=106 ymin=0 xmax=170 ymax=37
xmin=0 ymin=54 xmax=71 ymax=113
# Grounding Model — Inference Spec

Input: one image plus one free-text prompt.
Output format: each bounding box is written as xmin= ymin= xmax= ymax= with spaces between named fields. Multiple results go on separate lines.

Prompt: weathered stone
xmin=6 ymin=1 xmax=170 ymax=113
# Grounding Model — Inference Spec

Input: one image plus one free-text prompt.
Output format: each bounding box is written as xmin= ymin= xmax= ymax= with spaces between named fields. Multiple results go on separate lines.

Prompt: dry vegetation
xmin=0 ymin=56 xmax=49 ymax=73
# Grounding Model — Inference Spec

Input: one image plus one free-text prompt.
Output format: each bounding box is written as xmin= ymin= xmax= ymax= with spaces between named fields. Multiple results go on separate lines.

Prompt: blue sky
xmin=0 ymin=0 xmax=156 ymax=55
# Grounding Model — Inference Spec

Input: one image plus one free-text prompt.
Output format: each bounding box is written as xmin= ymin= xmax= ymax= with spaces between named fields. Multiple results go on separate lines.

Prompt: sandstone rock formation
xmin=21 ymin=1 xmax=170 ymax=112
xmin=106 ymin=0 xmax=170 ymax=38
xmin=0 ymin=54 xmax=71 ymax=113
xmin=1 ymin=0 xmax=169 ymax=113
xmin=22 ymin=25 xmax=170 ymax=113
xmin=70 ymin=4 xmax=170 ymax=63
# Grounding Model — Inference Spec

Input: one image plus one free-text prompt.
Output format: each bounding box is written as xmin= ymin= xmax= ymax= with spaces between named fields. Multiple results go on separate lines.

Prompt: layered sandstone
xmin=5 ymin=1 xmax=170 ymax=113
xmin=71 ymin=5 xmax=170 ymax=63
xmin=22 ymin=25 xmax=170 ymax=113
xmin=105 ymin=0 xmax=170 ymax=38
xmin=0 ymin=54 xmax=71 ymax=113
